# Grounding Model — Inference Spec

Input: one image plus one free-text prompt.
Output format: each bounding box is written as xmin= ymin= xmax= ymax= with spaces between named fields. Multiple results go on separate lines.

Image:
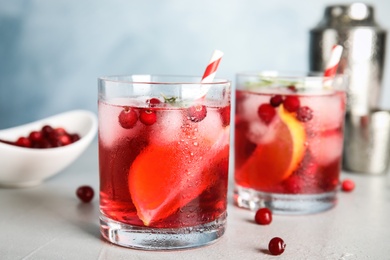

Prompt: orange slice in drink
xmin=128 ymin=127 xmax=230 ymax=226
xmin=237 ymin=106 xmax=306 ymax=190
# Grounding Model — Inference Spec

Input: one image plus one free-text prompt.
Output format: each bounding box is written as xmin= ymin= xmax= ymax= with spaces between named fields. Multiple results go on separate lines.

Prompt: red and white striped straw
xmin=201 ymin=50 xmax=224 ymax=83
xmin=323 ymin=45 xmax=343 ymax=87
xmin=324 ymin=45 xmax=343 ymax=78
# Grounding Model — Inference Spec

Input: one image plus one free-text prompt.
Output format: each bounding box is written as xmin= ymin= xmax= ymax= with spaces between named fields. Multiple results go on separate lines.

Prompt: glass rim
xmin=236 ymin=70 xmax=347 ymax=80
xmin=98 ymin=74 xmax=230 ymax=85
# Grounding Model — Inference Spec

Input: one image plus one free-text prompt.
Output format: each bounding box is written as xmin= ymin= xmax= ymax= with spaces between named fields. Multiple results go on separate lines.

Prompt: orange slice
xmin=128 ymin=127 xmax=230 ymax=226
xmin=237 ymin=106 xmax=306 ymax=190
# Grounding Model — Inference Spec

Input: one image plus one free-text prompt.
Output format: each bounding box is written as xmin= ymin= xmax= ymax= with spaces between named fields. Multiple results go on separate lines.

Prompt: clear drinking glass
xmin=98 ymin=75 xmax=231 ymax=249
xmin=234 ymin=71 xmax=346 ymax=214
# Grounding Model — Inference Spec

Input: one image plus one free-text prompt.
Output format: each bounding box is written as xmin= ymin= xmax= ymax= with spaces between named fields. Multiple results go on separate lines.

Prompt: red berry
xmin=254 ymin=208 xmax=272 ymax=225
xmin=118 ymin=107 xmax=138 ymax=129
xmin=188 ymin=105 xmax=207 ymax=122
xmin=296 ymin=106 xmax=313 ymax=122
xmin=147 ymin=98 xmax=162 ymax=107
xmin=16 ymin=137 xmax=31 ymax=148
xmin=41 ymin=125 xmax=54 ymax=137
xmin=37 ymin=139 xmax=52 ymax=149
xmin=283 ymin=96 xmax=300 ymax=112
xmin=54 ymin=127 xmax=67 ymax=136
xmin=76 ymin=185 xmax=94 ymax=203
xmin=268 ymin=237 xmax=286 ymax=255
xmin=58 ymin=134 xmax=72 ymax=146
xmin=287 ymin=85 xmax=297 ymax=92
xmin=341 ymin=179 xmax=355 ymax=192
xmin=257 ymin=103 xmax=276 ymax=124
xmin=270 ymin=95 xmax=283 ymax=107
xmin=70 ymin=133 xmax=80 ymax=143
xmin=28 ymin=131 xmax=43 ymax=143
xmin=139 ymin=109 xmax=157 ymax=125
xmin=16 ymin=137 xmax=31 ymax=147
xmin=220 ymin=106 xmax=231 ymax=126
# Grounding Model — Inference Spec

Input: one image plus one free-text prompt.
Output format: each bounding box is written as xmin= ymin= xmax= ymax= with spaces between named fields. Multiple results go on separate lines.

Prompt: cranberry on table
xmin=341 ymin=179 xmax=355 ymax=192
xmin=76 ymin=185 xmax=94 ymax=203
xmin=268 ymin=237 xmax=286 ymax=255
xmin=255 ymin=207 xmax=273 ymax=225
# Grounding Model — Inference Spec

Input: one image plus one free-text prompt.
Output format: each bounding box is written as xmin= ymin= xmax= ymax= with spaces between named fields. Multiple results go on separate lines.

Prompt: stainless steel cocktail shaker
xmin=309 ymin=3 xmax=386 ymax=115
xmin=309 ymin=3 xmax=389 ymax=174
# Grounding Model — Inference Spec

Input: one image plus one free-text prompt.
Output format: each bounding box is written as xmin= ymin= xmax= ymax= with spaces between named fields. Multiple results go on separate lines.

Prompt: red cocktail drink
xmin=98 ymin=75 xmax=230 ymax=249
xmin=234 ymin=72 xmax=346 ymax=214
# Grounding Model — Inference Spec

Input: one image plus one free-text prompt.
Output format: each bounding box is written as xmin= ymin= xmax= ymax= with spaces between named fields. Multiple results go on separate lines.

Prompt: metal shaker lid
xmin=314 ymin=3 xmax=383 ymax=29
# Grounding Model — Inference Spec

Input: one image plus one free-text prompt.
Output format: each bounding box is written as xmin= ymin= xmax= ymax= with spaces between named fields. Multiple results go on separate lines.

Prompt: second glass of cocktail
xmin=98 ymin=75 xmax=231 ymax=250
xmin=234 ymin=71 xmax=346 ymax=214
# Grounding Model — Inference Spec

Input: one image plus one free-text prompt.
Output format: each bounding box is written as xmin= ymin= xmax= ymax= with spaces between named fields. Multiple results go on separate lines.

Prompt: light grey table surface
xmin=1 ymin=141 xmax=390 ymax=260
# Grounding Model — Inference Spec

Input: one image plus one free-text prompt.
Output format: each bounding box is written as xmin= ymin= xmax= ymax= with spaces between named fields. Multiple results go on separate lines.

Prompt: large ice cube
xmin=238 ymin=92 xmax=271 ymax=122
xmin=196 ymin=108 xmax=223 ymax=143
xmin=300 ymin=93 xmax=344 ymax=131
xmin=98 ymin=102 xmax=142 ymax=147
xmin=309 ymin=131 xmax=343 ymax=166
xmin=148 ymin=109 xmax=184 ymax=146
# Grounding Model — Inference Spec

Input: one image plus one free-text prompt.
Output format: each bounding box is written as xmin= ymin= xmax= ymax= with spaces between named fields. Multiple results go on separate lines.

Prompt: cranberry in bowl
xmin=0 ymin=110 xmax=97 ymax=188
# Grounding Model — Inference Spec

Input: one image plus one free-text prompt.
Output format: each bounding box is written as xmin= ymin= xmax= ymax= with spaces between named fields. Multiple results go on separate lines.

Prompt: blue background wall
xmin=1 ymin=0 xmax=389 ymax=128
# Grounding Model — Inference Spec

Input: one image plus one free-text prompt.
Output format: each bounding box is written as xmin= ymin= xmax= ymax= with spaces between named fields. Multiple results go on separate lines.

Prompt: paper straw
xmin=201 ymin=50 xmax=224 ymax=83
xmin=196 ymin=50 xmax=223 ymax=99
xmin=323 ymin=45 xmax=343 ymax=87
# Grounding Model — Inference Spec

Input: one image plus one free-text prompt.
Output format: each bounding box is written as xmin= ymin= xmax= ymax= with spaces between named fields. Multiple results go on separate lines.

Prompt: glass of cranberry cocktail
xmin=98 ymin=75 xmax=231 ymax=250
xmin=234 ymin=71 xmax=346 ymax=214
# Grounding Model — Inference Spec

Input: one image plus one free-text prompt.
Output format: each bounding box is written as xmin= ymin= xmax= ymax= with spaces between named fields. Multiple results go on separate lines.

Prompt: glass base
xmin=234 ymin=185 xmax=337 ymax=215
xmin=100 ymin=213 xmax=227 ymax=250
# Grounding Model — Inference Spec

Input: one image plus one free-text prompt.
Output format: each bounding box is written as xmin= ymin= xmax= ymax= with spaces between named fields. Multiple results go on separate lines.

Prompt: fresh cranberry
xmin=16 ymin=137 xmax=31 ymax=148
xmin=341 ymin=179 xmax=355 ymax=192
xmin=58 ymin=134 xmax=72 ymax=146
xmin=254 ymin=208 xmax=272 ymax=225
xmin=118 ymin=107 xmax=138 ymax=129
xmin=38 ymin=139 xmax=52 ymax=149
xmin=139 ymin=109 xmax=157 ymax=125
xmin=147 ymin=98 xmax=162 ymax=107
xmin=76 ymin=185 xmax=94 ymax=203
xmin=54 ymin=127 xmax=67 ymax=136
xmin=220 ymin=106 xmax=231 ymax=126
xmin=287 ymin=85 xmax=297 ymax=92
xmin=270 ymin=95 xmax=283 ymax=107
xmin=41 ymin=125 xmax=54 ymax=137
xmin=70 ymin=133 xmax=80 ymax=143
xmin=188 ymin=105 xmax=207 ymax=122
xmin=296 ymin=106 xmax=313 ymax=122
xmin=282 ymin=174 xmax=303 ymax=194
xmin=283 ymin=96 xmax=300 ymax=112
xmin=28 ymin=131 xmax=43 ymax=143
xmin=257 ymin=103 xmax=276 ymax=124
xmin=268 ymin=237 xmax=286 ymax=255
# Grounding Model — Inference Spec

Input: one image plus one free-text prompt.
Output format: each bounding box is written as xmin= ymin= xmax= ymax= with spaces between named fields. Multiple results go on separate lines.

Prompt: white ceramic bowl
xmin=0 ymin=110 xmax=97 ymax=188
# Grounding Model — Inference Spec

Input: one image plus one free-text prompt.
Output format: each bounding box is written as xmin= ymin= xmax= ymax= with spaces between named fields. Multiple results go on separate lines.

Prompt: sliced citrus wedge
xmin=128 ymin=126 xmax=230 ymax=226
xmin=237 ymin=106 xmax=306 ymax=190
